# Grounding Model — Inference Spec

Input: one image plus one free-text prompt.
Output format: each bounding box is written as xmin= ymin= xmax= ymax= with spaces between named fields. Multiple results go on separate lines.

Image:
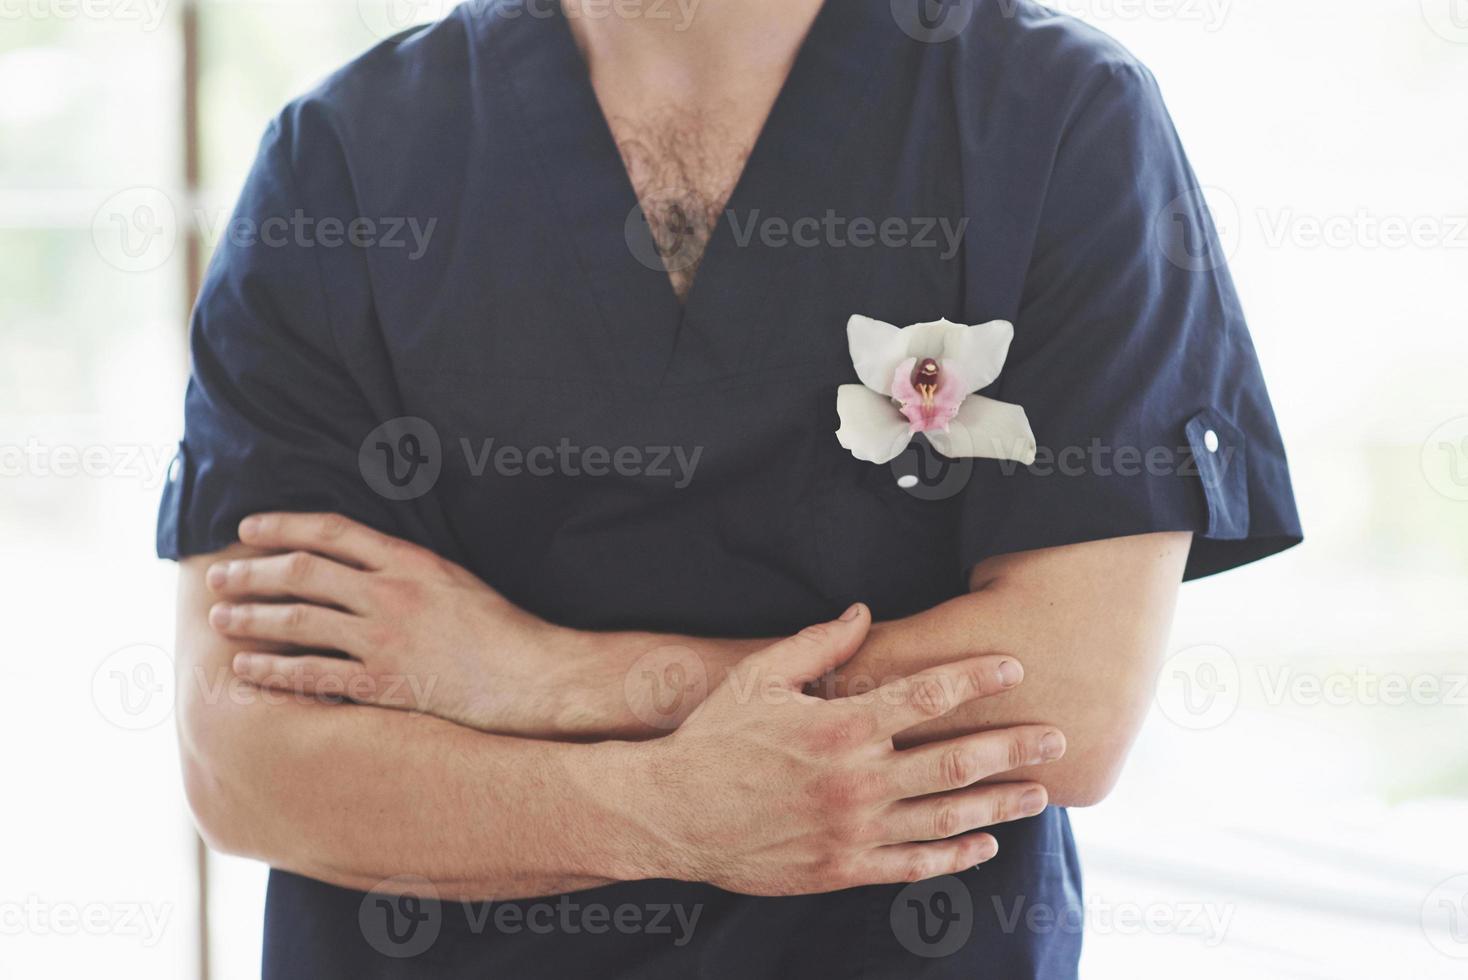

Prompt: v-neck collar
xmin=486 ymin=0 xmax=893 ymax=386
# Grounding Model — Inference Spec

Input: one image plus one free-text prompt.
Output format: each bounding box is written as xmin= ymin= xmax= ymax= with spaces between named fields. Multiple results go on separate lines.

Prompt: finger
xmin=853 ymin=655 xmax=1024 ymax=739
xmin=232 ymin=652 xmax=370 ymax=700
xmin=209 ymin=601 xmax=361 ymax=652
xmin=857 ymin=831 xmax=999 ymax=886
xmin=237 ymin=512 xmax=402 ymax=570
xmin=746 ymin=604 xmax=871 ymax=688
xmin=880 ymin=782 xmax=1048 ymax=844
xmin=888 ymin=725 xmax=1065 ymax=798
xmin=206 ymin=551 xmax=372 ymax=611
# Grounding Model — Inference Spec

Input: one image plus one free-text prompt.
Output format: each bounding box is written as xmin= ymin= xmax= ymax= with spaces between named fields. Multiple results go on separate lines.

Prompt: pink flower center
xmin=891 ymin=357 xmax=965 ymax=434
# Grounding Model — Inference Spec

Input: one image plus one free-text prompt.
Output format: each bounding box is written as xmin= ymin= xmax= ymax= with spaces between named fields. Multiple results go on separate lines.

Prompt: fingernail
xmin=209 ymin=604 xmax=234 ymax=630
xmin=1040 ymin=732 xmax=1065 ymax=760
xmin=996 ymin=660 xmax=1022 ymax=688
xmin=1021 ymin=789 xmax=1047 ymax=816
xmin=839 ymin=603 xmax=863 ymax=622
xmin=206 ymin=563 xmax=228 ymax=589
xmin=239 ymin=516 xmax=261 ymax=539
xmin=975 ymin=837 xmax=998 ymax=861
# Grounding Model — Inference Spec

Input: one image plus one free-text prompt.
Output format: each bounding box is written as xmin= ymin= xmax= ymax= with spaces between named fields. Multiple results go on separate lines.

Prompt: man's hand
xmin=628 ymin=604 xmax=1064 ymax=895
xmin=204 ymin=511 xmax=587 ymax=738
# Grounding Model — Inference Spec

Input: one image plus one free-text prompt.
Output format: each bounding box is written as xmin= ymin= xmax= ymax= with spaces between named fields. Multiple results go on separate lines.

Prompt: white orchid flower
xmin=835 ymin=315 xmax=1037 ymax=466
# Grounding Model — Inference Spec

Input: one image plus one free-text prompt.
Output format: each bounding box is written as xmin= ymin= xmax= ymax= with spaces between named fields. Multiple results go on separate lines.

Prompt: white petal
xmin=835 ymin=384 xmax=914 ymax=464
xmin=941 ymin=319 xmax=1015 ymax=393
xmin=847 ymin=315 xmax=909 ymax=396
xmin=899 ymin=318 xmax=957 ymax=361
xmin=925 ymin=395 xmax=1036 ymax=464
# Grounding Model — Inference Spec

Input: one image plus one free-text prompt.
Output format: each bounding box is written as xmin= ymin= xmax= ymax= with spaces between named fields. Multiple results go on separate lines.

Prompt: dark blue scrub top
xmin=158 ymin=1 xmax=1302 ymax=977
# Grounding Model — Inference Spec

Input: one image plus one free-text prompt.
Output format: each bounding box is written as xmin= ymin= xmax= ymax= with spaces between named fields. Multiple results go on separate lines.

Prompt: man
xmin=160 ymin=1 xmax=1301 ymax=977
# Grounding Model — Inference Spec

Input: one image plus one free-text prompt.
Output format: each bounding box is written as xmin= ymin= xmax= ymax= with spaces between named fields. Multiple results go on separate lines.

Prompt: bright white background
xmin=1 ymin=2 xmax=1465 ymax=978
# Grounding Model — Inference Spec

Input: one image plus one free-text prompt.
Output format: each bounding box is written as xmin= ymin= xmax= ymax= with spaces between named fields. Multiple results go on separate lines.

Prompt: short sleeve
xmin=958 ymin=64 xmax=1302 ymax=581
xmin=157 ymin=112 xmax=409 ymax=559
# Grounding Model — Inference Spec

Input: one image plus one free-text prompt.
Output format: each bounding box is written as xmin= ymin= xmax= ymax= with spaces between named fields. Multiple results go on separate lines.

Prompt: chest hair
xmin=610 ymin=105 xmax=753 ymax=302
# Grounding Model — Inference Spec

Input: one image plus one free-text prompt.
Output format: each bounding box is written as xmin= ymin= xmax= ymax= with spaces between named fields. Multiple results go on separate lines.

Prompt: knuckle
xmin=940 ymin=746 xmax=977 ymax=788
xmin=931 ymin=805 xmax=961 ymax=839
xmin=316 ymin=514 xmax=351 ymax=541
xmin=283 ymin=605 xmax=307 ymax=630
xmin=285 ymin=551 xmax=315 ymax=582
xmin=1007 ymin=734 xmax=1030 ymax=772
xmin=812 ymin=852 xmax=852 ymax=889
xmin=225 ymin=560 xmax=249 ymax=589
xmin=909 ymin=676 xmax=953 ymax=719
xmin=795 ymin=623 xmax=831 ymax=647
xmin=903 ymin=854 xmax=932 ymax=884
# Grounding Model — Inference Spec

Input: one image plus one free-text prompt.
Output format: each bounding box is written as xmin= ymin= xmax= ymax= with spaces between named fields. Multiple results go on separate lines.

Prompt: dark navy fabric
xmin=158 ymin=1 xmax=1301 ymax=977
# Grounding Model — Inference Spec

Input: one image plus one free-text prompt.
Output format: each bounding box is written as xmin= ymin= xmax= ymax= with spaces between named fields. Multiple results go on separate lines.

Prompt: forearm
xmin=181 ymin=678 xmax=654 ymax=901
xmin=828 ymin=533 xmax=1190 ymax=805
xmin=179 ymin=552 xmax=667 ymax=901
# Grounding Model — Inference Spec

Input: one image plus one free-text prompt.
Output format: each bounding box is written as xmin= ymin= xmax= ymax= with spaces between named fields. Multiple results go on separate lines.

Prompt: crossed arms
xmin=175 ymin=512 xmax=1189 ymax=901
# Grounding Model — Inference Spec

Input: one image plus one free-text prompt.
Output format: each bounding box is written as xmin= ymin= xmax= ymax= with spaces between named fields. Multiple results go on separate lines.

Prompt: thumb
xmin=753 ymin=603 xmax=871 ymax=688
